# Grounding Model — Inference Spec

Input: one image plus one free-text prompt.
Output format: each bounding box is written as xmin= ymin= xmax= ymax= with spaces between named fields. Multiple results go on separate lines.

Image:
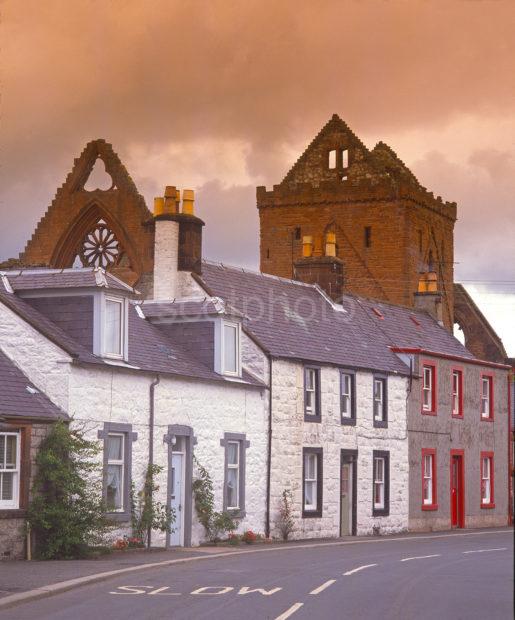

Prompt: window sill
xmin=372 ymin=508 xmax=389 ymax=517
xmin=451 ymin=413 xmax=463 ymax=419
xmin=422 ymin=504 xmax=439 ymax=511
xmin=480 ymin=503 xmax=495 ymax=509
xmin=480 ymin=416 xmax=494 ymax=422
xmin=0 ymin=508 xmax=26 ymax=519
xmin=105 ymin=511 xmax=131 ymax=523
xmin=302 ymin=509 xmax=322 ymax=519
xmin=304 ymin=415 xmax=321 ymax=423
xmin=373 ymin=420 xmax=388 ymax=429
xmin=227 ymin=509 xmax=246 ymax=519
xmin=421 ymin=410 xmax=437 ymax=416
xmin=341 ymin=417 xmax=356 ymax=427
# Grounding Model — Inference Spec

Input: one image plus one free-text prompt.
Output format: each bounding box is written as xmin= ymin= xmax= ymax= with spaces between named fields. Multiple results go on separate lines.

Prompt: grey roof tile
xmin=0 ymin=350 xmax=68 ymax=421
xmin=3 ymin=268 xmax=133 ymax=293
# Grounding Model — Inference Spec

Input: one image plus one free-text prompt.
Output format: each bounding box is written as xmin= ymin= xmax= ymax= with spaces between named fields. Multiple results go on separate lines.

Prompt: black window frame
xmin=340 ymin=369 xmax=356 ymax=426
xmin=372 ymin=450 xmax=390 ymax=517
xmin=98 ymin=422 xmax=137 ymax=522
xmin=302 ymin=447 xmax=323 ymax=518
xmin=372 ymin=374 xmax=388 ymax=428
xmin=304 ymin=366 xmax=321 ymax=422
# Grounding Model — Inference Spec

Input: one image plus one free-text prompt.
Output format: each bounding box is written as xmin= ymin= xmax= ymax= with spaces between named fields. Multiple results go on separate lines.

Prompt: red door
xmin=451 ymin=452 xmax=464 ymax=528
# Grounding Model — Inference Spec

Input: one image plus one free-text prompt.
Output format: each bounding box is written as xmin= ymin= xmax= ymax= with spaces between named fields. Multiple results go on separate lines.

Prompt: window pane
xmin=106 ymin=464 xmax=123 ymax=510
xmin=305 ymin=480 xmax=316 ymax=507
xmin=105 ymin=299 xmax=122 ymax=355
xmin=342 ymin=374 xmax=351 ymax=395
xmin=375 ymin=458 xmax=384 ymax=481
xmin=0 ymin=435 xmax=4 ymax=465
xmin=107 ymin=435 xmax=123 ymax=461
xmin=374 ymin=380 xmax=382 ymax=401
xmin=1 ymin=472 xmax=14 ymax=500
xmin=306 ymin=454 xmax=317 ymax=479
xmin=227 ymin=442 xmax=239 ymax=466
xmin=5 ymin=436 xmax=16 ymax=468
xmin=227 ymin=468 xmax=239 ymax=508
xmin=342 ymin=394 xmax=350 ymax=416
xmin=223 ymin=324 xmax=238 ymax=373
xmin=306 ymin=369 xmax=315 ymax=390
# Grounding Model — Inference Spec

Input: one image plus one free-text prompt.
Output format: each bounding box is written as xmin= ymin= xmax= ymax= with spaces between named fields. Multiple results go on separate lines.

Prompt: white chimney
xmin=153 ymin=188 xmax=179 ymax=300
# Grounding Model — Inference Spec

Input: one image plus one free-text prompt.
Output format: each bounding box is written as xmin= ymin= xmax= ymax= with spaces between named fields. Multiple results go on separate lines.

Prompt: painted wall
xmin=408 ymin=355 xmax=509 ymax=530
xmin=268 ymin=359 xmax=409 ymax=538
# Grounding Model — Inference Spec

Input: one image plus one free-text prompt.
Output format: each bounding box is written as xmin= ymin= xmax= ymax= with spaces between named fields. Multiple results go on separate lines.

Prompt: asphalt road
xmin=4 ymin=530 xmax=513 ymax=620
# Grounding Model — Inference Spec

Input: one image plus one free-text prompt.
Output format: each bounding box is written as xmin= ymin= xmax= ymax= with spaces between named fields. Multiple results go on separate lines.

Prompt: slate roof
xmin=198 ymin=262 xmax=411 ymax=375
xmin=0 ymin=350 xmax=68 ymax=421
xmin=0 ymin=279 xmax=262 ymax=387
xmin=141 ymin=297 xmax=243 ymax=319
xmin=2 ymin=267 xmax=133 ymax=293
xmin=198 ymin=261 xmax=476 ymax=374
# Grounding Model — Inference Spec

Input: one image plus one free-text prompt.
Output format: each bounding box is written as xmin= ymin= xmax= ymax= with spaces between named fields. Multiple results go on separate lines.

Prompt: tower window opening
xmin=418 ymin=230 xmax=423 ymax=253
xmin=266 ymin=248 xmax=270 ymax=259
xmin=342 ymin=149 xmax=349 ymax=168
xmin=294 ymin=227 xmax=301 ymax=240
xmin=364 ymin=226 xmax=372 ymax=248
xmin=328 ymin=150 xmax=337 ymax=169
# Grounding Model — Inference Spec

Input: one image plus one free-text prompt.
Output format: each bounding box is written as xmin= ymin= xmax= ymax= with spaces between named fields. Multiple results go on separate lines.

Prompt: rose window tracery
xmin=74 ymin=220 xmax=128 ymax=269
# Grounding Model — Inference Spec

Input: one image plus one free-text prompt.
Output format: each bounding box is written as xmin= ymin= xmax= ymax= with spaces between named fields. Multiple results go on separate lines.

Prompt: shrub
xmin=227 ymin=533 xmax=240 ymax=546
xmin=192 ymin=457 xmax=236 ymax=542
xmin=241 ymin=530 xmax=257 ymax=544
xmin=27 ymin=421 xmax=111 ymax=559
xmin=131 ymin=464 xmax=175 ymax=547
xmin=277 ymin=489 xmax=295 ymax=541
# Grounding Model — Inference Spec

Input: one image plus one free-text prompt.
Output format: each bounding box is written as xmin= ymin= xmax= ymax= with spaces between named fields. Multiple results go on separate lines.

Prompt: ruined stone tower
xmin=257 ymin=114 xmax=457 ymax=329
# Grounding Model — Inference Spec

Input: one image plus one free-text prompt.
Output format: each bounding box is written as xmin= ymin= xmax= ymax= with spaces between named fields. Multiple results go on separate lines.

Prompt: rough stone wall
xmin=0 ymin=423 xmax=54 ymax=560
xmin=408 ymin=355 xmax=509 ymax=531
xmin=268 ymin=359 xmax=409 ymax=539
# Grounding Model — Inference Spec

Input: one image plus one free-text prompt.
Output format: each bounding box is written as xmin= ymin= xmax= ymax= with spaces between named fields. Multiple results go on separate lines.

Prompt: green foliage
xmin=277 ymin=489 xmax=295 ymax=541
xmin=192 ymin=457 xmax=236 ymax=542
xmin=27 ymin=421 xmax=111 ymax=559
xmin=131 ymin=464 xmax=175 ymax=545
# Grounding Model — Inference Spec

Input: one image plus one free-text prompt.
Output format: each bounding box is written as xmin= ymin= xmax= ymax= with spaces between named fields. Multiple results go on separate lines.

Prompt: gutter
xmin=148 ymin=374 xmax=160 ymax=549
xmin=265 ymin=355 xmax=273 ymax=538
xmin=390 ymin=347 xmax=512 ymax=370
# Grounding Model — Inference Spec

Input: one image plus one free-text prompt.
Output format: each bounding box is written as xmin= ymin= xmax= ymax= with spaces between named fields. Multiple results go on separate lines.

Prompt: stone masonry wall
xmin=269 ymin=359 xmax=409 ymax=539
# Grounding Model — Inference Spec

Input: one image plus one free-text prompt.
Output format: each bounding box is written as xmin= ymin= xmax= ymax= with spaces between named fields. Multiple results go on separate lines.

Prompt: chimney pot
xmin=182 ymin=189 xmax=195 ymax=215
xmin=153 ymin=197 xmax=165 ymax=217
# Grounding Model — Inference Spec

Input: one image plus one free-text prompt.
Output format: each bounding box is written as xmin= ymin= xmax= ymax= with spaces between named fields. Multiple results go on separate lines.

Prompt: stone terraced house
xmin=0 ymin=138 xmax=510 ymax=559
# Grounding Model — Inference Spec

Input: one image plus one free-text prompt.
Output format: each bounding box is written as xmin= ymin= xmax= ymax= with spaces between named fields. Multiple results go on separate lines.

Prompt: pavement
xmin=0 ymin=528 xmax=513 ymax=618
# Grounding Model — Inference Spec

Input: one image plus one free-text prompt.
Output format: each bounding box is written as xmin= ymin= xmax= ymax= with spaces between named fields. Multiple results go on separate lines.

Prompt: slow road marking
xmin=343 ymin=563 xmax=378 ymax=575
xmin=275 ymin=602 xmax=304 ymax=620
xmin=309 ymin=579 xmax=336 ymax=595
xmin=400 ymin=554 xmax=441 ymax=562
xmin=463 ymin=548 xmax=507 ymax=554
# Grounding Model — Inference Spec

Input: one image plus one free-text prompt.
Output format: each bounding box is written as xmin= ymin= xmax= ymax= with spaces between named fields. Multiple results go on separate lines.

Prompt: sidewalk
xmin=0 ymin=527 xmax=511 ymax=605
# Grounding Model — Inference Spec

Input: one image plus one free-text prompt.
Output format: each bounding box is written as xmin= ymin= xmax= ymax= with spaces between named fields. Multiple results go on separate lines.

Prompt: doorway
xmin=170 ymin=452 xmax=184 ymax=546
xmin=450 ymin=450 xmax=465 ymax=528
xmin=340 ymin=449 xmax=357 ymax=536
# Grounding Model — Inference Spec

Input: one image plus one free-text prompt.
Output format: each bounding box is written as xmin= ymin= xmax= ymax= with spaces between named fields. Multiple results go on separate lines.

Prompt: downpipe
xmin=148 ymin=374 xmax=160 ymax=549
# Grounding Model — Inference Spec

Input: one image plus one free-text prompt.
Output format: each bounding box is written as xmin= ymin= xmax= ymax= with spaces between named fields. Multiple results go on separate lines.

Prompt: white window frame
xmin=481 ymin=457 xmax=491 ymax=505
xmin=0 ymin=432 xmax=21 ymax=509
xmin=423 ymin=454 xmax=433 ymax=505
xmin=101 ymin=295 xmax=127 ymax=360
xmin=373 ymin=457 xmax=385 ymax=510
xmin=452 ymin=370 xmax=461 ymax=416
xmin=305 ymin=368 xmax=317 ymax=416
xmin=106 ymin=432 xmax=125 ymax=513
xmin=422 ymin=366 xmax=433 ymax=411
xmin=373 ymin=379 xmax=385 ymax=421
xmin=341 ymin=372 xmax=353 ymax=418
xmin=304 ymin=452 xmax=318 ymax=511
xmin=481 ymin=376 xmax=491 ymax=419
xmin=221 ymin=321 xmax=241 ymax=377
xmin=226 ymin=440 xmax=240 ymax=510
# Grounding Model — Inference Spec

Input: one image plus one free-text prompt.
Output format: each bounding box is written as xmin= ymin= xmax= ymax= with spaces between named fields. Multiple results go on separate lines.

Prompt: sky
xmin=1 ymin=0 xmax=514 ymax=354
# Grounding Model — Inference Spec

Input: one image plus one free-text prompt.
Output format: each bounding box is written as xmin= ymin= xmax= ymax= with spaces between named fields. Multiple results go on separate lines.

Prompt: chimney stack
xmin=152 ymin=186 xmax=204 ymax=299
xmin=294 ymin=232 xmax=344 ymax=301
xmin=414 ymin=271 xmax=443 ymax=325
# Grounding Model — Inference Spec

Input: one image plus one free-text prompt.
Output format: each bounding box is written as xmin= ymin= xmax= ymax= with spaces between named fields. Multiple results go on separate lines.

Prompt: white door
xmin=170 ymin=453 xmax=184 ymax=546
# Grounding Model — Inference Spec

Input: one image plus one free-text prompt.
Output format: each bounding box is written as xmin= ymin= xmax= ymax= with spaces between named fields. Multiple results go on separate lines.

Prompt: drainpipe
xmin=148 ymin=374 xmax=160 ymax=549
xmin=265 ymin=356 xmax=273 ymax=538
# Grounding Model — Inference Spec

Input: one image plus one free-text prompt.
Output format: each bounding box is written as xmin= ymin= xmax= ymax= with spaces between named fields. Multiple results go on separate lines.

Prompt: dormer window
xmin=221 ymin=321 xmax=241 ymax=376
xmin=100 ymin=295 xmax=128 ymax=360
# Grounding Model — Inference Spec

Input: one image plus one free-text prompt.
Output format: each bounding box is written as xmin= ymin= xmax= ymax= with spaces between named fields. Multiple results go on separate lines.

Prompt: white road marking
xmin=275 ymin=602 xmax=304 ymax=620
xmin=400 ymin=554 xmax=441 ymax=562
xmin=309 ymin=579 xmax=336 ymax=595
xmin=190 ymin=586 xmax=234 ymax=595
xmin=343 ymin=563 xmax=378 ymax=575
xmin=463 ymin=548 xmax=507 ymax=554
xmin=148 ymin=586 xmax=181 ymax=595
xmin=238 ymin=586 xmax=282 ymax=595
xmin=109 ymin=586 xmax=154 ymax=594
